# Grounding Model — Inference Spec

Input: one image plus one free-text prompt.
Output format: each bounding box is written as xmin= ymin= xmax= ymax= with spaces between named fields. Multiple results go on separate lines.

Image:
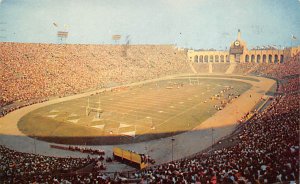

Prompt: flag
xmin=291 ymin=35 xmax=297 ymax=40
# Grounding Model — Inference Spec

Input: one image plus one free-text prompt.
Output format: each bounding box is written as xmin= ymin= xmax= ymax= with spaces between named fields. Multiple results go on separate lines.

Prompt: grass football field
xmin=18 ymin=77 xmax=251 ymax=145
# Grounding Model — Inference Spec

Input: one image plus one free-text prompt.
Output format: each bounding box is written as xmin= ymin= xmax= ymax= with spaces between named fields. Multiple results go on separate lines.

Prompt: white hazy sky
xmin=0 ymin=0 xmax=299 ymax=49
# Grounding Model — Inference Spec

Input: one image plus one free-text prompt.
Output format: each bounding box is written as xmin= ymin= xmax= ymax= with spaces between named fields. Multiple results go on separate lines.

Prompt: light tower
xmin=0 ymin=22 xmax=7 ymax=40
xmin=53 ymin=22 xmax=69 ymax=44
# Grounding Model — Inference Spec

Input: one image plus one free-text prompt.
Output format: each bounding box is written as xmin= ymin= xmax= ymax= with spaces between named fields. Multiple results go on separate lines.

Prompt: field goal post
xmin=189 ymin=75 xmax=200 ymax=85
xmin=86 ymin=97 xmax=103 ymax=118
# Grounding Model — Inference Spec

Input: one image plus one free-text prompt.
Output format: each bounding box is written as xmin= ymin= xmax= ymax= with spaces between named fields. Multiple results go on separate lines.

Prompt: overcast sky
xmin=0 ymin=0 xmax=299 ymax=49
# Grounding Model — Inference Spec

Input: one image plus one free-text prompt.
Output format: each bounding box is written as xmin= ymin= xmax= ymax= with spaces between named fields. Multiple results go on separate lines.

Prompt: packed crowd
xmin=0 ymin=98 xmax=47 ymax=117
xmin=278 ymin=77 xmax=299 ymax=94
xmin=53 ymin=54 xmax=300 ymax=183
xmin=250 ymin=55 xmax=300 ymax=79
xmin=0 ymin=44 xmax=299 ymax=183
xmin=233 ymin=53 xmax=300 ymax=78
xmin=128 ymin=54 xmax=299 ymax=183
xmin=1 ymin=43 xmax=298 ymax=117
xmin=0 ymin=145 xmax=94 ymax=183
xmin=133 ymin=92 xmax=299 ymax=183
xmin=0 ymin=42 xmax=190 ymax=116
xmin=2 ymin=82 xmax=297 ymax=183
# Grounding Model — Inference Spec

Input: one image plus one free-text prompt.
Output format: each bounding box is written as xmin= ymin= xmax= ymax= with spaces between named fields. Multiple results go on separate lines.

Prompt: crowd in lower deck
xmin=134 ymin=93 xmax=299 ymax=184
xmin=0 ymin=82 xmax=298 ymax=183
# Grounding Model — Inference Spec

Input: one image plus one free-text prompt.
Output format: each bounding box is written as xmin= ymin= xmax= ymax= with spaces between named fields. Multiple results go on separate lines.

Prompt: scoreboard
xmin=230 ymin=40 xmax=244 ymax=54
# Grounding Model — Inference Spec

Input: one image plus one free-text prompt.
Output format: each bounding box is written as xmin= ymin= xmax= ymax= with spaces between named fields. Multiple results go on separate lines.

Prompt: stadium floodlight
xmin=122 ymin=35 xmax=131 ymax=57
xmin=171 ymin=137 xmax=175 ymax=162
xmin=57 ymin=31 xmax=68 ymax=44
xmin=0 ymin=22 xmax=7 ymax=40
xmin=34 ymin=135 xmax=36 ymax=154
xmin=53 ymin=22 xmax=70 ymax=44
xmin=125 ymin=35 xmax=130 ymax=45
xmin=112 ymin=34 xmax=121 ymax=44
xmin=211 ymin=127 xmax=214 ymax=153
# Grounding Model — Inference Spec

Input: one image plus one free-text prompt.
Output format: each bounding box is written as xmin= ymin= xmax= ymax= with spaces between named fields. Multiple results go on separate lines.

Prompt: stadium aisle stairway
xmin=188 ymin=62 xmax=197 ymax=74
xmin=225 ymin=63 xmax=236 ymax=74
xmin=208 ymin=63 xmax=212 ymax=73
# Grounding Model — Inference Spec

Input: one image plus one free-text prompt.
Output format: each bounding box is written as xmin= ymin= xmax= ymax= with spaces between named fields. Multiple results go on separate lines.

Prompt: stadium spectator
xmin=0 ymin=43 xmax=299 ymax=183
xmin=0 ymin=42 xmax=190 ymax=116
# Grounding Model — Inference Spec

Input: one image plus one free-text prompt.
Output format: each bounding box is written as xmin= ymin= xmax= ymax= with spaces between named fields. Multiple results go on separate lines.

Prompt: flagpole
xmin=291 ymin=35 xmax=297 ymax=48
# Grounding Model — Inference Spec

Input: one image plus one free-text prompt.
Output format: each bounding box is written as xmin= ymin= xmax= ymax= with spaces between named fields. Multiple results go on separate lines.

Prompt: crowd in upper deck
xmin=0 ymin=43 xmax=190 ymax=116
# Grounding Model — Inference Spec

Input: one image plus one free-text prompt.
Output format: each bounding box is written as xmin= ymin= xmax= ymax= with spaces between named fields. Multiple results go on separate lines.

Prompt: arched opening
xmin=194 ymin=55 xmax=198 ymax=63
xmin=204 ymin=55 xmax=208 ymax=62
xmin=215 ymin=55 xmax=219 ymax=62
xmin=268 ymin=55 xmax=272 ymax=63
xmin=245 ymin=55 xmax=249 ymax=62
xmin=199 ymin=55 xmax=203 ymax=62
xmin=226 ymin=55 xmax=230 ymax=62
xmin=220 ymin=55 xmax=224 ymax=62
xmin=262 ymin=54 xmax=267 ymax=63
xmin=280 ymin=55 xmax=284 ymax=63
xmin=209 ymin=55 xmax=214 ymax=62
xmin=251 ymin=55 xmax=255 ymax=62
xmin=256 ymin=55 xmax=261 ymax=63
xmin=274 ymin=55 xmax=278 ymax=63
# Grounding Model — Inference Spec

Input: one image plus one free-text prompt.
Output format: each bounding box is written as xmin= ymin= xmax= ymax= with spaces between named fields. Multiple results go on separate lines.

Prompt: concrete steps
xmin=225 ymin=63 xmax=237 ymax=74
xmin=188 ymin=62 xmax=197 ymax=74
xmin=208 ymin=63 xmax=213 ymax=73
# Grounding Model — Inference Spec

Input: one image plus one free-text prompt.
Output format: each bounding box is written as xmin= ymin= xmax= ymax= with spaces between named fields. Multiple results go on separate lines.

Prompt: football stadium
xmin=0 ymin=0 xmax=299 ymax=183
